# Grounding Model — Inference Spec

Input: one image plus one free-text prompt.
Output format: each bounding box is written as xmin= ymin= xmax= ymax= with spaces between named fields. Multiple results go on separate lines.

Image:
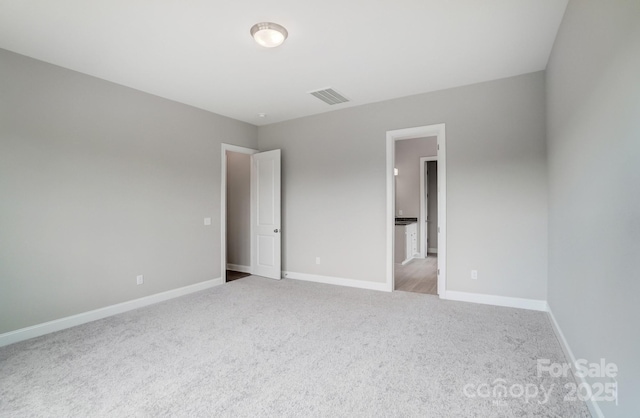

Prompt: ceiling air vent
xmin=309 ymin=88 xmax=350 ymax=105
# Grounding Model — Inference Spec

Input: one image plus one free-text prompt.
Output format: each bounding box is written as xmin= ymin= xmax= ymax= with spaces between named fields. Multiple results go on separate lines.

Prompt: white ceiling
xmin=0 ymin=0 xmax=568 ymax=126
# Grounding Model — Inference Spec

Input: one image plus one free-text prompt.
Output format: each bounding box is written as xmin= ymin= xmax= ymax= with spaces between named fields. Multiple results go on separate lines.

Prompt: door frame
xmin=220 ymin=143 xmax=259 ymax=283
xmin=419 ymin=156 xmax=438 ymax=258
xmin=386 ymin=124 xmax=447 ymax=296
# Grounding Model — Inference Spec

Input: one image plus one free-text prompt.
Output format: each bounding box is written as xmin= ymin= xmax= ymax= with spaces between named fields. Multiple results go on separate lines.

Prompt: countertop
xmin=395 ymin=217 xmax=418 ymax=226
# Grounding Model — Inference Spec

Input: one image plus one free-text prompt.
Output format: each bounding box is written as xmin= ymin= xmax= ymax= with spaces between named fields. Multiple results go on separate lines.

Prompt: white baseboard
xmin=283 ymin=271 xmax=389 ymax=292
xmin=226 ymin=263 xmax=251 ymax=274
xmin=401 ymin=255 xmax=417 ymax=265
xmin=428 ymin=247 xmax=438 ymax=254
xmin=0 ymin=277 xmax=223 ymax=348
xmin=442 ymin=290 xmax=548 ymax=312
xmin=547 ymin=307 xmax=604 ymax=418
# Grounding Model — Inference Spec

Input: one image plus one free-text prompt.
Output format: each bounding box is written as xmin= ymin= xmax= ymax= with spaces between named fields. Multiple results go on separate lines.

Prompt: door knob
xmin=274 ymin=228 xmax=279 ymax=233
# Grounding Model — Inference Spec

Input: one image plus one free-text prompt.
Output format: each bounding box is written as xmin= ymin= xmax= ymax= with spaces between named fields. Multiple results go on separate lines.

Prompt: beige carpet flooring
xmin=0 ymin=276 xmax=589 ymax=417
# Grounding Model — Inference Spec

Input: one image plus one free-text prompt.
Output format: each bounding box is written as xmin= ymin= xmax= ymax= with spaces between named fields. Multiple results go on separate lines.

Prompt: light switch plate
xmin=204 ymin=217 xmax=211 ymax=226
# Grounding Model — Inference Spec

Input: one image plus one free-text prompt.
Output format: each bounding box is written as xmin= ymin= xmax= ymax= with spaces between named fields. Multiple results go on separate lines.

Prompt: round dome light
xmin=250 ymin=22 xmax=288 ymax=48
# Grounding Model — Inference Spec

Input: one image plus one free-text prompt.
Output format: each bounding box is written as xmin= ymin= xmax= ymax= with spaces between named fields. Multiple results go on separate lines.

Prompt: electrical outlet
xmin=204 ymin=217 xmax=211 ymax=226
xmin=398 ymin=209 xmax=403 ymax=215
xmin=136 ymin=275 xmax=144 ymax=285
xmin=316 ymin=257 xmax=321 ymax=265
xmin=471 ymin=270 xmax=478 ymax=280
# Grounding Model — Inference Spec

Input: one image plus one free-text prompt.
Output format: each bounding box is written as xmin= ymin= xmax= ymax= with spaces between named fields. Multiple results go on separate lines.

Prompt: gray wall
xmin=226 ymin=151 xmax=251 ymax=267
xmin=546 ymin=1 xmax=640 ymax=416
xmin=427 ymin=161 xmax=438 ymax=251
xmin=394 ymin=137 xmax=437 ymax=217
xmin=0 ymin=49 xmax=258 ymax=334
xmin=259 ymin=71 xmax=548 ymax=299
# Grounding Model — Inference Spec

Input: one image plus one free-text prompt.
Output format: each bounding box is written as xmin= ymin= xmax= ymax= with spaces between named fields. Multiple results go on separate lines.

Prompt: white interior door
xmin=251 ymin=149 xmax=281 ymax=279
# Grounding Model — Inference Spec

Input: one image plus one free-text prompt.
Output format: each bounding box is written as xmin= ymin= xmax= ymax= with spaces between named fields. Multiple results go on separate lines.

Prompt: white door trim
xmin=221 ymin=143 xmax=258 ymax=283
xmin=386 ymin=124 xmax=447 ymax=296
xmin=419 ymin=156 xmax=437 ymax=258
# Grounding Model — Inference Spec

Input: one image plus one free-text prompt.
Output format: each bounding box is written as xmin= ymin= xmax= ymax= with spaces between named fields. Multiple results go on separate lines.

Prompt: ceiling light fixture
xmin=250 ymin=22 xmax=288 ymax=48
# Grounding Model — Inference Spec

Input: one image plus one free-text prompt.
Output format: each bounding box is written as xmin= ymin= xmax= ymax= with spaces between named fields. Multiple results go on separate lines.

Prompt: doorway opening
xmin=393 ymin=140 xmax=437 ymax=294
xmin=221 ymin=144 xmax=257 ymax=283
xmin=386 ymin=124 xmax=447 ymax=296
xmin=221 ymin=144 xmax=282 ymax=283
